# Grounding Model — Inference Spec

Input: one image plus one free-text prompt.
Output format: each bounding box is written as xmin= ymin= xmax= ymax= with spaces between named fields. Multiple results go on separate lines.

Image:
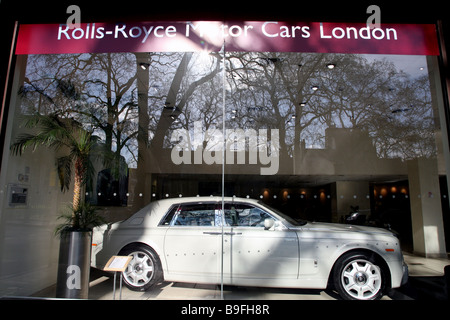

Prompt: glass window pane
xmin=172 ymin=203 xmax=216 ymax=226
xmin=224 ymin=51 xmax=449 ymax=253
xmin=224 ymin=203 xmax=274 ymax=227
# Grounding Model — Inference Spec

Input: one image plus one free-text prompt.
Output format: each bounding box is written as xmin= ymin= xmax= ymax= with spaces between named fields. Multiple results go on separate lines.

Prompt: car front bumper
xmin=401 ymin=261 xmax=409 ymax=286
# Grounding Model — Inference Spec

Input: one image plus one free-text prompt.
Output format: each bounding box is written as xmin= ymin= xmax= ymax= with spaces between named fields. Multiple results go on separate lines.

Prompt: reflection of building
xmin=296 ymin=127 xmax=405 ymax=177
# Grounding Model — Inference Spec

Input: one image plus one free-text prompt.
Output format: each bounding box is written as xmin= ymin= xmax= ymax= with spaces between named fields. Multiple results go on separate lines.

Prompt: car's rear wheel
xmin=333 ymin=251 xmax=386 ymax=300
xmin=119 ymin=244 xmax=162 ymax=291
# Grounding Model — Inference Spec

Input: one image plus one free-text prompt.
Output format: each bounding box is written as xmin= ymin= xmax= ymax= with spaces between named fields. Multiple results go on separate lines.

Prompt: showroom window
xmin=0 ymin=20 xmax=448 ymax=296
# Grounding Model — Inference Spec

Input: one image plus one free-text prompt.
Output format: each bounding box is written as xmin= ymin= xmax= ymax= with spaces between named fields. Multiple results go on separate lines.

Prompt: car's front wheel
xmin=333 ymin=251 xmax=386 ymax=300
xmin=119 ymin=244 xmax=162 ymax=291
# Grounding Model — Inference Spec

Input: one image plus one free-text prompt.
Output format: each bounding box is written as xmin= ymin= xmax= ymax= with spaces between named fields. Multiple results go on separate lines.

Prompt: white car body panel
xmin=91 ymin=197 xmax=407 ymax=291
xmin=164 ymin=225 xmax=222 ymax=282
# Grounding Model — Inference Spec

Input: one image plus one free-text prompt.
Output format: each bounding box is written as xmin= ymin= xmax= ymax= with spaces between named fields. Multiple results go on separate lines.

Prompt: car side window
xmin=224 ymin=203 xmax=275 ymax=227
xmin=160 ymin=205 xmax=179 ymax=226
xmin=171 ymin=203 xmax=217 ymax=226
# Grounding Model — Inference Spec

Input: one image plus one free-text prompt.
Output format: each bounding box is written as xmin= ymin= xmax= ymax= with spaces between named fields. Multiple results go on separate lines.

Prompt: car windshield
xmin=257 ymin=201 xmax=307 ymax=227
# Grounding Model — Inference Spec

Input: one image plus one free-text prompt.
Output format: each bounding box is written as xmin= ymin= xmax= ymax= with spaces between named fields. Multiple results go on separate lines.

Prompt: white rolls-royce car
xmin=91 ymin=196 xmax=408 ymax=300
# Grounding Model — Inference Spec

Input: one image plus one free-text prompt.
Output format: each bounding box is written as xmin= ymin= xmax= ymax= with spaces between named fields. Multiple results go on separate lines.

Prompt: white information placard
xmin=104 ymin=256 xmax=132 ymax=272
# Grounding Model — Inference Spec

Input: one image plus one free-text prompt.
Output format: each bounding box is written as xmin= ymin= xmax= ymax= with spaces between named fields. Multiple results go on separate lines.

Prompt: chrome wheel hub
xmin=355 ymin=272 xmax=367 ymax=285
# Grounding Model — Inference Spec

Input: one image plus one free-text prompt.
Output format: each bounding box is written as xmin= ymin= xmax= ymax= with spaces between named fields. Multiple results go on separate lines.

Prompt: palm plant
xmin=10 ymin=112 xmax=104 ymax=231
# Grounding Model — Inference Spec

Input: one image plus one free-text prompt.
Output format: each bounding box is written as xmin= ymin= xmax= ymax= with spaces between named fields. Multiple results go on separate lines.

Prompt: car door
xmin=222 ymin=202 xmax=299 ymax=284
xmin=163 ymin=202 xmax=223 ymax=283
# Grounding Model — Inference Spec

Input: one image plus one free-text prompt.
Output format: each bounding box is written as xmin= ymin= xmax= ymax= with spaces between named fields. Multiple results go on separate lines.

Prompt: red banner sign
xmin=15 ymin=21 xmax=440 ymax=55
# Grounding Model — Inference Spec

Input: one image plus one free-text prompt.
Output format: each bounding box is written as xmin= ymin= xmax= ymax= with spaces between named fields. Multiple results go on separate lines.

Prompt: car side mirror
xmin=264 ymin=218 xmax=275 ymax=230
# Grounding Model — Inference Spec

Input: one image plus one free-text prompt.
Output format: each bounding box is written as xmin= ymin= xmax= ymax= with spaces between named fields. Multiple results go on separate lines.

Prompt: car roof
xmin=154 ymin=196 xmax=260 ymax=206
xmin=125 ymin=196 xmax=263 ymax=226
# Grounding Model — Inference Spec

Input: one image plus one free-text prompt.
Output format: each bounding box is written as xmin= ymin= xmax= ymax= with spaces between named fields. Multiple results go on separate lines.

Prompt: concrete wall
xmin=408 ymin=158 xmax=447 ymax=258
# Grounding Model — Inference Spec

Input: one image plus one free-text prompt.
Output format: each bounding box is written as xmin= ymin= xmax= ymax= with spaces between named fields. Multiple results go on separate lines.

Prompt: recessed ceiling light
xmin=326 ymin=63 xmax=336 ymax=69
xmin=139 ymin=63 xmax=150 ymax=70
xmin=311 ymin=86 xmax=319 ymax=91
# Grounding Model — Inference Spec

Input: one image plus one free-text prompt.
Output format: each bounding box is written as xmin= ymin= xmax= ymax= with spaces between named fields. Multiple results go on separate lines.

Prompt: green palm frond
xmin=11 ymin=112 xmax=93 ymax=198
xmin=11 ymin=113 xmax=73 ymax=155
xmin=55 ymin=202 xmax=106 ymax=235
xmin=11 ymin=111 xmax=111 ymax=231
xmin=56 ymin=155 xmax=73 ymax=192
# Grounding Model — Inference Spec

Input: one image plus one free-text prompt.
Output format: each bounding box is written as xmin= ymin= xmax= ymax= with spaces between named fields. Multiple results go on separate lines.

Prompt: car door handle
xmin=203 ymin=231 xmax=242 ymax=235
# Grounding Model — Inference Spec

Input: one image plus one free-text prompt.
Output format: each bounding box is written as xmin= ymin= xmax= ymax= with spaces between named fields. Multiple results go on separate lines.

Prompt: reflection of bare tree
xmin=371 ymin=74 xmax=436 ymax=159
xmin=19 ymin=51 xmax=437 ymax=192
xmin=22 ymin=53 xmax=139 ymax=168
xmin=226 ymin=52 xmax=331 ymax=163
xmin=20 ymin=51 xmax=223 ymax=206
xmin=21 ymin=53 xmax=142 ymax=204
xmin=225 ymin=52 xmax=435 ymax=161
xmin=21 ymin=52 xmax=221 ymax=164
xmin=150 ymin=52 xmax=222 ymax=150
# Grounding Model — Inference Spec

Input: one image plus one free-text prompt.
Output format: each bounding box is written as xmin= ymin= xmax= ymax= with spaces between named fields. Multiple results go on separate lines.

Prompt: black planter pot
xmin=56 ymin=230 xmax=92 ymax=299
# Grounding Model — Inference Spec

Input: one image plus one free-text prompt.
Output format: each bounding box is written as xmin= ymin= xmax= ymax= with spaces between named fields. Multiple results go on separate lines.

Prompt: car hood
xmin=297 ymin=222 xmax=394 ymax=236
